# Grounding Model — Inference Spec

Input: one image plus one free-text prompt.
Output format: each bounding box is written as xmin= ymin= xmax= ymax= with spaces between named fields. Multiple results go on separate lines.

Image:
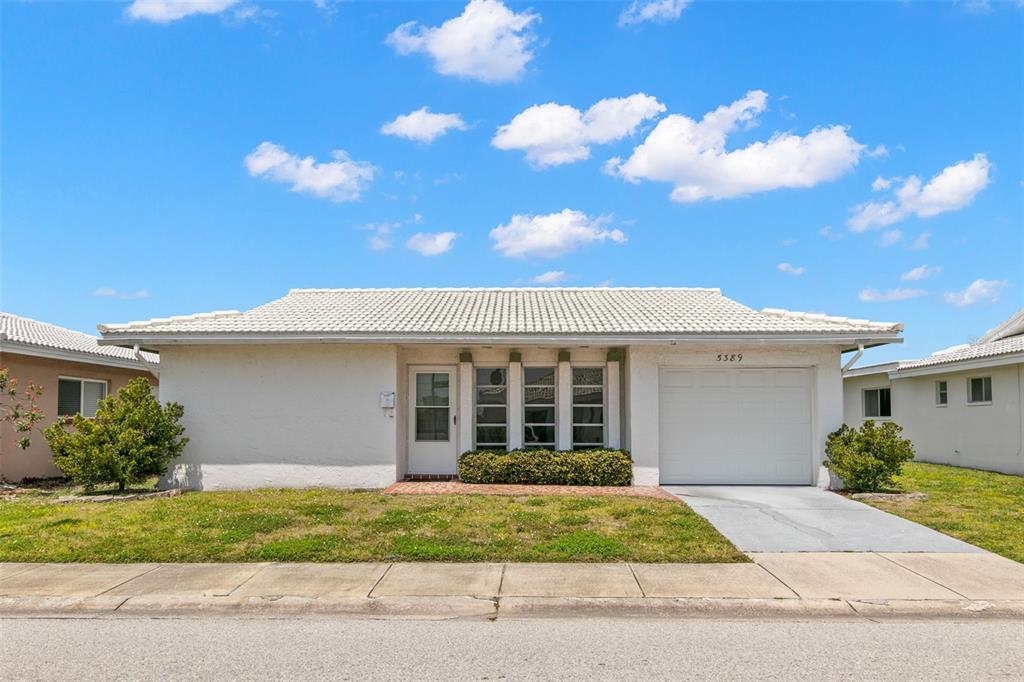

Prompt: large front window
xmin=523 ymin=366 xmax=556 ymax=448
xmin=475 ymin=367 xmax=507 ymax=449
xmin=572 ymin=367 xmax=604 ymax=448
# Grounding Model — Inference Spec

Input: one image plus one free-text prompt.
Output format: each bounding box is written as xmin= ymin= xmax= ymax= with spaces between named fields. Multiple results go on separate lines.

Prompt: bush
xmin=44 ymin=377 xmax=188 ymax=492
xmin=824 ymin=421 xmax=915 ymax=492
xmin=458 ymin=449 xmax=633 ymax=486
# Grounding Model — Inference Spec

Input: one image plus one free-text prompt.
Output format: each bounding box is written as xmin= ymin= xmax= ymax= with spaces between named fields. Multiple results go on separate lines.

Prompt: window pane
xmin=57 ymin=379 xmax=82 ymax=416
xmin=476 ymin=387 xmax=507 ymax=405
xmin=573 ymin=406 xmax=603 ymax=424
xmin=524 ymin=406 xmax=555 ymax=424
xmin=864 ymin=390 xmax=879 ymax=417
xmin=936 ymin=381 xmax=947 ymax=405
xmin=572 ymin=367 xmax=603 ymax=385
xmin=879 ymin=388 xmax=891 ymax=417
xmin=416 ymin=407 xmax=449 ymax=441
xmin=524 ymin=425 xmax=555 ymax=446
xmin=573 ymin=386 xmax=603 ymax=404
xmin=971 ymin=377 xmax=992 ymax=402
xmin=524 ymin=367 xmax=555 ymax=385
xmin=475 ymin=426 xmax=506 ymax=447
xmin=985 ymin=378 xmax=993 ymax=401
xmin=573 ymin=426 xmax=604 ymax=446
xmin=476 ymin=368 xmax=507 ymax=387
xmin=525 ymin=385 xmax=555 ymax=405
xmin=415 ymin=374 xmax=449 ymax=406
xmin=82 ymin=381 xmax=106 ymax=418
xmin=476 ymin=406 xmax=506 ymax=425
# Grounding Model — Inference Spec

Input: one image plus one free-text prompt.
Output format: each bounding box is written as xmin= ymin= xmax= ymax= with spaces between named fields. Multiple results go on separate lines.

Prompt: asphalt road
xmin=2 ymin=616 xmax=1022 ymax=681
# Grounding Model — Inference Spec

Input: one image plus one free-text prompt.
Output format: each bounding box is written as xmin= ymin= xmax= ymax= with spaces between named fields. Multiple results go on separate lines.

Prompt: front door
xmin=407 ymin=366 xmax=458 ymax=475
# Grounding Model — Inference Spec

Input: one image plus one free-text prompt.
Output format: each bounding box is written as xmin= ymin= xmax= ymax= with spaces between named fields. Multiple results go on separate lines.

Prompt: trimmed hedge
xmin=457 ymin=448 xmax=633 ymax=486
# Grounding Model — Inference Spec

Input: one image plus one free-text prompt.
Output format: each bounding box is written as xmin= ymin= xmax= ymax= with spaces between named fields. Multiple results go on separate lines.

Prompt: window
xmin=475 ymin=367 xmax=507 ymax=449
xmin=863 ymin=387 xmax=891 ymax=418
xmin=57 ymin=378 xmax=108 ymax=418
xmin=935 ymin=380 xmax=948 ymax=407
xmin=572 ymin=367 xmax=604 ymax=449
xmin=523 ymin=366 xmax=556 ymax=448
xmin=414 ymin=372 xmax=450 ymax=441
xmin=968 ymin=377 xmax=992 ymax=404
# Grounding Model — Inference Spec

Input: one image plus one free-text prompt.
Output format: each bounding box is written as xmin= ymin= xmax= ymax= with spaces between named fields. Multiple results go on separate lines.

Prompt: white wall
xmin=158 ymin=344 xmax=399 ymax=490
xmin=626 ymin=344 xmax=845 ymax=487
xmin=843 ymin=364 xmax=1024 ymax=475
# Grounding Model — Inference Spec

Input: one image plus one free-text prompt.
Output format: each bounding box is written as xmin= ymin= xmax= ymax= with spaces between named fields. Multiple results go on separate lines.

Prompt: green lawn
xmin=860 ymin=462 xmax=1024 ymax=563
xmin=0 ymin=488 xmax=747 ymax=563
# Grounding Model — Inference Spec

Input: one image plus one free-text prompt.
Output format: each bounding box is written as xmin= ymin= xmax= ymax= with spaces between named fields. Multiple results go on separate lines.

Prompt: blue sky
xmin=2 ymin=0 xmax=1021 ymax=364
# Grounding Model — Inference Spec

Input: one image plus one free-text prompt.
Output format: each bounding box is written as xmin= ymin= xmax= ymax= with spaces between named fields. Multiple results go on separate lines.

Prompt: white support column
xmin=458 ymin=355 xmax=473 ymax=454
xmin=507 ymin=354 xmax=523 ymax=450
xmin=557 ymin=352 xmax=572 ymax=451
xmin=606 ymin=358 xmax=621 ymax=449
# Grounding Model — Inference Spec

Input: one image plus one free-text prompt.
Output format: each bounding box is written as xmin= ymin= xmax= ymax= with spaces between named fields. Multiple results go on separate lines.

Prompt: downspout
xmin=133 ymin=344 xmax=160 ymax=379
xmin=842 ymin=343 xmax=865 ymax=372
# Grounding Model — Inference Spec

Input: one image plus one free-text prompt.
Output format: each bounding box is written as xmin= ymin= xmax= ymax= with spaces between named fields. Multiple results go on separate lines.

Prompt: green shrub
xmin=44 ymin=377 xmax=188 ymax=492
xmin=824 ymin=421 xmax=915 ymax=492
xmin=458 ymin=449 xmax=633 ymax=486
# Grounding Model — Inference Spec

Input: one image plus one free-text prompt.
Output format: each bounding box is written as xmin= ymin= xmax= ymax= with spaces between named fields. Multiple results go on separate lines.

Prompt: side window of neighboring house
xmin=863 ymin=387 xmax=891 ymax=418
xmin=968 ymin=377 xmax=992 ymax=404
xmin=57 ymin=378 xmax=108 ymax=418
xmin=935 ymin=380 xmax=948 ymax=406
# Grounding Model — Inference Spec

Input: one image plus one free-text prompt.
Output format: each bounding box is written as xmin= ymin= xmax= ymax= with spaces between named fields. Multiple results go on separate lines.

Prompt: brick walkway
xmin=383 ymin=481 xmax=679 ymax=501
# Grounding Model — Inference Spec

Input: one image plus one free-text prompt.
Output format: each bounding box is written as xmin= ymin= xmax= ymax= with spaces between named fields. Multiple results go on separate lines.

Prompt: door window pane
xmin=572 ymin=367 xmax=604 ymax=448
xmin=416 ymin=407 xmax=449 ymax=441
xmin=415 ymin=374 xmax=449 ymax=406
xmin=57 ymin=379 xmax=81 ymax=416
xmin=523 ymin=366 xmax=556 ymax=448
xmin=474 ymin=367 xmax=507 ymax=449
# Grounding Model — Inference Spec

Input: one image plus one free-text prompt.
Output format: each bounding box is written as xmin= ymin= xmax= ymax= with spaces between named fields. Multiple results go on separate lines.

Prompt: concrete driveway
xmin=665 ymin=486 xmax=984 ymax=553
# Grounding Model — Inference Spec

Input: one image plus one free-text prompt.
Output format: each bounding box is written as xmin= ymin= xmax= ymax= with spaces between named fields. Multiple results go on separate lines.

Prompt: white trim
xmin=1 ymin=340 xmax=154 ymax=371
xmin=57 ymin=375 xmax=109 ymax=418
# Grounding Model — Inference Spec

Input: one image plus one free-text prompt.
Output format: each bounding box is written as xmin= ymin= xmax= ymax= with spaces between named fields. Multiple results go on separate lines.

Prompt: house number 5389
xmin=717 ymin=353 xmax=743 ymax=362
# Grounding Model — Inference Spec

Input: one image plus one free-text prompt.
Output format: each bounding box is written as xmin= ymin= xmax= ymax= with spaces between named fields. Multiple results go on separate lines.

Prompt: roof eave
xmin=892 ymin=351 xmax=1024 ymax=378
xmin=0 ymin=339 xmax=157 ymax=371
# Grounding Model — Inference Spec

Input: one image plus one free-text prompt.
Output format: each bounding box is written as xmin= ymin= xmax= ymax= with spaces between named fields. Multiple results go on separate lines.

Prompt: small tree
xmin=44 ymin=377 xmax=188 ymax=491
xmin=0 ymin=367 xmax=45 ymax=449
xmin=825 ymin=421 xmax=915 ymax=492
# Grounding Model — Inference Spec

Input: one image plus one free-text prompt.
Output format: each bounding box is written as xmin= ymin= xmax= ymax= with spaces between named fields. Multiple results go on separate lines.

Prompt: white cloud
xmin=406 ymin=231 xmax=458 ymax=256
xmin=943 ymin=278 xmax=1008 ymax=307
xmin=380 ymin=107 xmax=468 ymax=144
xmin=609 ymin=90 xmax=865 ymax=202
xmin=819 ymin=225 xmax=843 ymax=241
xmin=871 ymin=176 xmax=893 ymax=192
xmin=777 ymin=262 xmax=805 ymax=276
xmin=386 ymin=0 xmax=539 ymax=83
xmin=358 ymin=221 xmax=402 ymax=251
xmin=245 ymin=142 xmax=375 ymax=202
xmin=848 ymin=154 xmax=992 ymax=231
xmin=780 ymin=238 xmax=799 ymax=246
xmin=878 ymin=229 xmax=902 ymax=247
xmin=910 ymin=231 xmax=932 ymax=250
xmin=901 ymin=264 xmax=941 ymax=282
xmin=493 ymin=94 xmax=665 ymax=168
xmin=94 ymin=287 xmax=150 ymax=300
xmin=867 ymin=144 xmax=889 ymax=158
xmin=489 ymin=209 xmax=627 ymax=259
xmin=531 ymin=270 xmax=567 ymax=284
xmin=618 ymin=0 xmax=690 ymax=27
xmin=125 ymin=0 xmax=238 ymax=23
xmin=858 ymin=288 xmax=927 ymax=303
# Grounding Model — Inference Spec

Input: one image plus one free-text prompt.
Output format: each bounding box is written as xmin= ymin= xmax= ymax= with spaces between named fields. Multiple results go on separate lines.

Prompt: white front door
xmin=407 ymin=366 xmax=459 ymax=475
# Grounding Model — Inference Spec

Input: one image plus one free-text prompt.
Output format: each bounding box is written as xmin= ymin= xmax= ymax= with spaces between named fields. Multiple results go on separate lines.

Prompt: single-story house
xmin=0 ymin=312 xmax=159 ymax=482
xmin=97 ymin=288 xmax=902 ymax=490
xmin=843 ymin=308 xmax=1024 ymax=476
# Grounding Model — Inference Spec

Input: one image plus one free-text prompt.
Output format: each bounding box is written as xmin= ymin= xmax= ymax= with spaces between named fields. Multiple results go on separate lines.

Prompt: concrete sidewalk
xmin=2 ymin=554 xmax=1023 ymax=621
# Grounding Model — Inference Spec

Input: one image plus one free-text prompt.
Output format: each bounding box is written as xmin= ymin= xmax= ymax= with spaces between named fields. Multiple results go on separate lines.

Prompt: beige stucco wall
xmin=627 ymin=343 xmax=845 ymax=487
xmin=843 ymin=364 xmax=1024 ymax=475
xmin=0 ymin=352 xmax=156 ymax=482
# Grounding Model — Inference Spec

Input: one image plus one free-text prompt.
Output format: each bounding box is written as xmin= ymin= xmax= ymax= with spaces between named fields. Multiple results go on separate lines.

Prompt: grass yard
xmin=0 ymin=487 xmax=747 ymax=564
xmin=860 ymin=462 xmax=1024 ymax=563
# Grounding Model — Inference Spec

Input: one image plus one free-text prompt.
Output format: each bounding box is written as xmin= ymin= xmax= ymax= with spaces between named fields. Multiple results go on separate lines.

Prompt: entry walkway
xmin=664 ymin=486 xmax=984 ymax=553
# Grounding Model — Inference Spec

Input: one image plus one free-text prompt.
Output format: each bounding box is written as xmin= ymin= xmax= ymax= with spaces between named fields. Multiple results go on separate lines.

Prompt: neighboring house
xmin=843 ymin=309 xmax=1024 ymax=476
xmin=97 ymin=288 xmax=901 ymax=490
xmin=0 ymin=312 xmax=159 ymax=481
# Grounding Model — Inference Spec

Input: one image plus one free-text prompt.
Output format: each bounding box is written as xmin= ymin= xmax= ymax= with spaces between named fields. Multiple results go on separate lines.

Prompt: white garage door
xmin=659 ymin=367 xmax=813 ymax=485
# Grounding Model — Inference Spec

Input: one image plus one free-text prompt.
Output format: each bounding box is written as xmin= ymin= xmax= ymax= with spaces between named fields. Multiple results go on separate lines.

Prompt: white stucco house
xmin=97 ymin=288 xmax=902 ymax=490
xmin=843 ymin=308 xmax=1024 ymax=476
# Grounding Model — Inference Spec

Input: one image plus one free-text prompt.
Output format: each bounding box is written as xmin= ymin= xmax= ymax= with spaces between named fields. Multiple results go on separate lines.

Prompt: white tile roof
xmin=98 ymin=288 xmax=901 ymax=342
xmin=896 ymin=334 xmax=1024 ymax=370
xmin=1 ymin=312 xmax=159 ymax=365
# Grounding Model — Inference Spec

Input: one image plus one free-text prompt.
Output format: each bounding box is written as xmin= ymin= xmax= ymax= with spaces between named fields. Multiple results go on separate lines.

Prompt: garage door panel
xmin=658 ymin=367 xmax=813 ymax=485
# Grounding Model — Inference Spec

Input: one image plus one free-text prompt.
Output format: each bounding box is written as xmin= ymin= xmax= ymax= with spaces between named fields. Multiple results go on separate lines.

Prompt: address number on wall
xmin=716 ymin=353 xmax=744 ymax=362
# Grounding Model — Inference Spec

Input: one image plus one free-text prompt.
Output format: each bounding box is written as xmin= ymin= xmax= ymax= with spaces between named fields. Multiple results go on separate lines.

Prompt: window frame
xmin=522 ymin=363 xmax=557 ymax=449
xmin=935 ymin=380 xmax=948 ymax=407
xmin=571 ymin=363 xmax=606 ymax=449
xmin=967 ymin=376 xmax=993 ymax=405
xmin=862 ymin=386 xmax=892 ymax=419
xmin=473 ymin=366 xmax=508 ymax=450
xmin=57 ymin=376 xmax=108 ymax=419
